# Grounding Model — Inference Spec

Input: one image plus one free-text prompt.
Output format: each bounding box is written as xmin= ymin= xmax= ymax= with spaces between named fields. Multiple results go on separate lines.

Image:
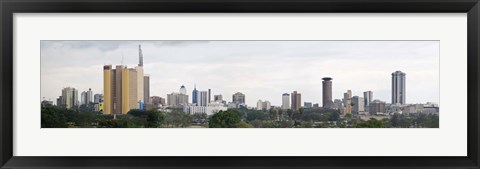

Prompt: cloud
xmin=41 ymin=41 xmax=439 ymax=107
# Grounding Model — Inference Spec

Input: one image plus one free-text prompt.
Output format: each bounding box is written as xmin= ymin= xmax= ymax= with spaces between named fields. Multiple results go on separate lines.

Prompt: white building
xmin=185 ymin=101 xmax=228 ymax=115
xmin=352 ymin=96 xmax=364 ymax=114
xmin=179 ymin=85 xmax=187 ymax=95
xmin=198 ymin=91 xmax=208 ymax=106
xmin=281 ymin=93 xmax=290 ymax=109
xmin=256 ymin=100 xmax=263 ymax=110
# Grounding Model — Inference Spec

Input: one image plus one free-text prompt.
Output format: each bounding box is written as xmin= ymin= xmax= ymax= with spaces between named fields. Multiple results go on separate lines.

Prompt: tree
xmin=299 ymin=107 xmax=305 ymax=121
xmin=278 ymin=109 xmax=284 ymax=121
xmin=355 ymin=118 xmax=386 ymax=128
xmin=146 ymin=110 xmax=166 ymax=128
xmin=287 ymin=109 xmax=293 ymax=120
xmin=269 ymin=108 xmax=277 ymax=121
xmin=208 ymin=110 xmax=241 ymax=128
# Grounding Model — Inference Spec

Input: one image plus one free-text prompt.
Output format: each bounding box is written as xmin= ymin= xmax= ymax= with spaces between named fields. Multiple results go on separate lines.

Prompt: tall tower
xmin=192 ymin=84 xmax=198 ymax=104
xmin=282 ymin=93 xmax=290 ymax=109
xmin=291 ymin=91 xmax=301 ymax=110
xmin=391 ymin=71 xmax=406 ymax=105
xmin=322 ymin=77 xmax=333 ymax=109
xmin=363 ymin=91 xmax=373 ymax=107
xmin=138 ymin=44 xmax=143 ymax=67
xmin=103 ymin=65 xmax=112 ymax=114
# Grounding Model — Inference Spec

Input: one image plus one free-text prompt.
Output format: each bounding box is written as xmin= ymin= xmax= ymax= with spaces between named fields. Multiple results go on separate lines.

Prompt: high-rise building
xmin=352 ymin=96 xmax=365 ymax=114
xmin=281 ymin=93 xmax=290 ymax=109
xmin=232 ymin=92 xmax=245 ymax=104
xmin=180 ymin=85 xmax=187 ymax=95
xmin=322 ymin=77 xmax=335 ymax=109
xmin=103 ymin=45 xmax=147 ymax=114
xmin=167 ymin=92 xmax=189 ymax=107
xmin=291 ymin=91 xmax=301 ymax=110
xmin=192 ymin=84 xmax=198 ymax=104
xmin=138 ymin=44 xmax=143 ymax=67
xmin=94 ymin=94 xmax=103 ymax=103
xmin=87 ymin=88 xmax=93 ymax=103
xmin=369 ymin=100 xmax=386 ymax=115
xmin=56 ymin=96 xmax=63 ymax=107
xmin=214 ymin=95 xmax=223 ymax=102
xmin=208 ymin=89 xmax=211 ymax=103
xmin=392 ymin=70 xmax=406 ymax=105
xmin=198 ymin=91 xmax=208 ymax=106
xmin=343 ymin=90 xmax=352 ymax=114
xmin=81 ymin=91 xmax=87 ymax=105
xmin=144 ymin=75 xmax=150 ymax=104
xmin=256 ymin=100 xmax=271 ymax=110
xmin=256 ymin=100 xmax=263 ymax=110
xmin=363 ymin=91 xmax=373 ymax=107
xmin=61 ymin=87 xmax=78 ymax=109
xmin=263 ymin=101 xmax=271 ymax=110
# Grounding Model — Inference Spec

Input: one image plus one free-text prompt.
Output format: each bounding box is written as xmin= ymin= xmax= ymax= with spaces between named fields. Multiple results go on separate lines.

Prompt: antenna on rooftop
xmin=121 ymin=52 xmax=124 ymax=66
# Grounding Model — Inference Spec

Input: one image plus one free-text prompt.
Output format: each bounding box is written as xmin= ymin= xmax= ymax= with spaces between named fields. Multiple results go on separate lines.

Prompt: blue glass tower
xmin=192 ymin=84 xmax=198 ymax=104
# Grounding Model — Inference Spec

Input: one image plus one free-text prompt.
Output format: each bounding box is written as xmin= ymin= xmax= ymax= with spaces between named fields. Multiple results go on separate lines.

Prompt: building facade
xmin=363 ymin=91 xmax=373 ymax=107
xmin=291 ymin=91 xmax=301 ymax=110
xmin=192 ymin=85 xmax=198 ymax=104
xmin=61 ymin=87 xmax=78 ymax=109
xmin=343 ymin=90 xmax=352 ymax=114
xmin=232 ymin=92 xmax=245 ymax=104
xmin=103 ymin=45 xmax=148 ymax=114
xmin=322 ymin=77 xmax=335 ymax=109
xmin=392 ymin=70 xmax=406 ymax=105
xmin=369 ymin=100 xmax=386 ymax=115
xmin=281 ymin=93 xmax=290 ymax=109
xmin=351 ymin=96 xmax=365 ymax=114
xmin=144 ymin=75 xmax=150 ymax=104
xmin=198 ymin=91 xmax=208 ymax=106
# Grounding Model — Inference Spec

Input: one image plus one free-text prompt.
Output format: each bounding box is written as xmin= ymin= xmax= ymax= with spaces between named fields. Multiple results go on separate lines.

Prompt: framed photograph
xmin=1 ymin=0 xmax=479 ymax=168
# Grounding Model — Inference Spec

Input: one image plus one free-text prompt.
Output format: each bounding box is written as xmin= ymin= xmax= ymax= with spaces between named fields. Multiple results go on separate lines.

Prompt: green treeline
xmin=41 ymin=106 xmax=439 ymax=128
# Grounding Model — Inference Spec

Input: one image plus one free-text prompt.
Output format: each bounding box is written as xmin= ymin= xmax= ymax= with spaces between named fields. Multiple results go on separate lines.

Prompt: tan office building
xmin=103 ymin=45 xmax=148 ymax=114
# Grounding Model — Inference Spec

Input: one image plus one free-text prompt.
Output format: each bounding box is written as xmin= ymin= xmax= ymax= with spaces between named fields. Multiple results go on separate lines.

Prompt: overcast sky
xmin=41 ymin=40 xmax=439 ymax=107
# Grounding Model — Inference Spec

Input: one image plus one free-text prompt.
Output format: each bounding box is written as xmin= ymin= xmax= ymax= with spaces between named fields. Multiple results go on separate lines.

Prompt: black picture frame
xmin=1 ymin=0 xmax=479 ymax=169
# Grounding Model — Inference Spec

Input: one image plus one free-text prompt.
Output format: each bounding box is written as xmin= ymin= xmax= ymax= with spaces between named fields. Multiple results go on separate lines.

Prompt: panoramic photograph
xmin=40 ymin=40 xmax=440 ymax=128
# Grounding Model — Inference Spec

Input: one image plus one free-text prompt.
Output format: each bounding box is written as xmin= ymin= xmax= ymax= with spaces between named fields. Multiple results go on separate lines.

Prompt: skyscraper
xmin=138 ymin=44 xmax=143 ymax=67
xmin=392 ymin=71 xmax=406 ymax=105
xmin=351 ymin=96 xmax=364 ymax=114
xmin=198 ymin=91 xmax=208 ymax=106
xmin=343 ymin=90 xmax=352 ymax=114
xmin=192 ymin=84 xmax=198 ymax=104
xmin=281 ymin=93 xmax=290 ymax=109
xmin=291 ymin=91 xmax=301 ymax=110
xmin=256 ymin=100 xmax=263 ymax=110
xmin=208 ymin=89 xmax=211 ymax=103
xmin=103 ymin=45 xmax=147 ymax=114
xmin=144 ymin=75 xmax=150 ymax=104
xmin=86 ymin=88 xmax=93 ymax=104
xmin=167 ymin=92 xmax=189 ymax=107
xmin=180 ymin=85 xmax=187 ymax=95
xmin=363 ymin=91 xmax=373 ymax=107
xmin=61 ymin=87 xmax=78 ymax=109
xmin=232 ymin=92 xmax=245 ymax=104
xmin=322 ymin=77 xmax=334 ymax=109
xmin=81 ymin=91 xmax=87 ymax=105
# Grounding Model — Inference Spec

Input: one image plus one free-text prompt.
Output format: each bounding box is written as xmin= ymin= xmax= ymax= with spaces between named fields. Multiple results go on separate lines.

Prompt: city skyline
xmin=41 ymin=40 xmax=440 ymax=106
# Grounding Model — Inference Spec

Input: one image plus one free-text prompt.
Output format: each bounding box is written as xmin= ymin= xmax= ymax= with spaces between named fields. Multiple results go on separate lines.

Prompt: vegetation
xmin=42 ymin=105 xmax=439 ymax=128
